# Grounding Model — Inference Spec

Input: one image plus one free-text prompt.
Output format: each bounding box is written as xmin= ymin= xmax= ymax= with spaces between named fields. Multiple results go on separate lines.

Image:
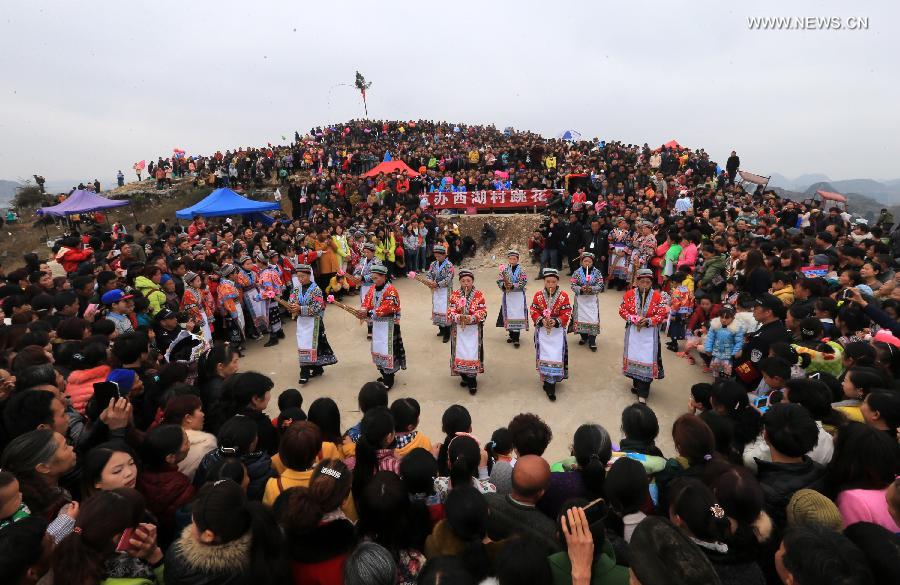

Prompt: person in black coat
xmin=562 ymin=213 xmax=585 ymax=275
xmin=726 ymin=151 xmax=740 ymax=185
xmin=582 ymin=218 xmax=610 ymax=278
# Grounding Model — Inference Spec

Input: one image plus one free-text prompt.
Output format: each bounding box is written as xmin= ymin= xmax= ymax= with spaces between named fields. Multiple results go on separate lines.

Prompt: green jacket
xmin=548 ymin=541 xmax=629 ymax=585
xmin=100 ymin=563 xmax=164 ymax=585
xmin=699 ymin=255 xmax=727 ymax=289
xmin=134 ymin=276 xmax=166 ymax=315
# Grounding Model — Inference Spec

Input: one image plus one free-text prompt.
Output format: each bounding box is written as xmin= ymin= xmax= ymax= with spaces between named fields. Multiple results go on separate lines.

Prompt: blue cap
xmin=106 ymin=369 xmax=136 ymax=394
xmin=160 ymin=274 xmax=173 ymax=284
xmin=100 ymin=289 xmax=133 ymax=305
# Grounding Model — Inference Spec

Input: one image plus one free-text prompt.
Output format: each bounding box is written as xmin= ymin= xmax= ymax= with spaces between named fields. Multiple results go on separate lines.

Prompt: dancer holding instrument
xmin=448 ymin=269 xmax=487 ymax=395
xmin=496 ymin=249 xmax=528 ymax=348
xmin=420 ymin=244 xmax=455 ymax=343
xmin=530 ymin=268 xmax=572 ymax=402
xmin=569 ymin=252 xmax=604 ymax=351
xmin=353 ymin=242 xmax=377 ymax=339
xmin=356 ymin=264 xmax=406 ymax=389
xmin=289 ymin=264 xmax=338 ymax=385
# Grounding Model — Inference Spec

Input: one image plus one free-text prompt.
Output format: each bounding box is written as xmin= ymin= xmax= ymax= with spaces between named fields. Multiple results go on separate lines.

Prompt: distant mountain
xmin=769 ymin=173 xmax=831 ymax=191
xmin=0 ymin=180 xmax=22 ymax=207
xmin=769 ymin=173 xmax=900 ymax=204
xmin=773 ymin=181 xmax=897 ymax=223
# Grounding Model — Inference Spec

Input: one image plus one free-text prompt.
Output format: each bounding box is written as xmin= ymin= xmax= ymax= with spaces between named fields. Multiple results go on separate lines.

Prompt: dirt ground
xmin=254 ymin=264 xmax=704 ymax=461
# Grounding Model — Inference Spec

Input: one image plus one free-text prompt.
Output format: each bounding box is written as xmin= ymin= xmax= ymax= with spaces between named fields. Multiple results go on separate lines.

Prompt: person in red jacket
xmin=54 ymin=236 xmax=94 ymax=275
xmin=137 ymin=424 xmax=195 ymax=548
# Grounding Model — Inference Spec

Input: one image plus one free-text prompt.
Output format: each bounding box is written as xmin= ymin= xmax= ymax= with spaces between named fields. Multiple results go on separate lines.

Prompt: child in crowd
xmin=391 ymin=397 xmax=432 ymax=458
xmin=688 ymin=382 xmax=713 ymax=414
xmin=703 ymin=304 xmax=744 ymax=378
xmin=666 ymin=271 xmax=695 ymax=352
xmin=0 ymin=470 xmax=78 ymax=543
xmin=484 ymin=427 xmax=514 ymax=475
xmin=272 ymin=388 xmax=305 ymax=428
xmin=757 ymin=356 xmax=791 ymax=401
xmin=771 ymin=271 xmax=795 ymax=306
xmin=326 ymin=271 xmax=352 ymax=301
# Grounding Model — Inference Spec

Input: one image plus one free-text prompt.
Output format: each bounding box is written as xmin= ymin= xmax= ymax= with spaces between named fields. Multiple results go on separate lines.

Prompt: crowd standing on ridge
xmin=2 ymin=119 xmax=899 ymax=585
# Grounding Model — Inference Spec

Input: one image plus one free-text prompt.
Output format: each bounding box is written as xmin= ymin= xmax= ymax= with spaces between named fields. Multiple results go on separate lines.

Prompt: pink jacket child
xmin=65 ymin=363 xmax=112 ymax=415
xmin=677 ymin=241 xmax=698 ymax=272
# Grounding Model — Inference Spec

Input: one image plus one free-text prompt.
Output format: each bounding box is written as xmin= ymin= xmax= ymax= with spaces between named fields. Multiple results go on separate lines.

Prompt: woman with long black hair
xmin=164 ymin=479 xmax=289 ymax=584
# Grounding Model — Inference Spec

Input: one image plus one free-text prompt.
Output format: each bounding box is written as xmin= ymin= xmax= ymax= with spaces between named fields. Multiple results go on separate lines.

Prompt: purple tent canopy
xmin=36 ymin=189 xmax=130 ymax=217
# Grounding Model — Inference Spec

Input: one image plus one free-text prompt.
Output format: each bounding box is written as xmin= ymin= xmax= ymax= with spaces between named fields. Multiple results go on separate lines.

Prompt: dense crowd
xmin=1 ymin=119 xmax=899 ymax=585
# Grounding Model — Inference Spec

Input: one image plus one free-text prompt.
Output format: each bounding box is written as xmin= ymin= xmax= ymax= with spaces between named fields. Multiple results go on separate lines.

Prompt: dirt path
xmin=251 ymin=265 xmax=702 ymax=461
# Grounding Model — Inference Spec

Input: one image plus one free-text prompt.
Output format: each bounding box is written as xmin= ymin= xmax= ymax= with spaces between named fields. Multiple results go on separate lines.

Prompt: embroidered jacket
xmin=216 ymin=279 xmax=241 ymax=316
xmin=570 ymin=267 xmax=605 ymax=295
xmin=632 ymin=234 xmax=658 ymax=267
xmin=426 ymin=258 xmax=455 ymax=288
xmin=258 ymin=264 xmax=283 ymax=299
xmin=448 ymin=288 xmax=487 ymax=324
xmin=289 ymin=282 xmax=325 ymax=317
xmin=354 ymin=257 xmax=376 ymax=285
xmin=618 ymin=288 xmax=669 ymax=326
xmin=608 ymin=228 xmax=633 ymax=250
xmin=362 ymin=283 xmax=401 ymax=323
xmin=530 ymin=288 xmax=573 ymax=328
xmin=496 ymin=263 xmax=528 ymax=291
xmin=181 ymin=286 xmax=211 ymax=323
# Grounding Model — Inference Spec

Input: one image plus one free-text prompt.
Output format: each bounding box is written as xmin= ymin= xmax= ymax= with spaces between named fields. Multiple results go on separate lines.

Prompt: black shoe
xmin=249 ymin=333 xmax=261 ymax=340
xmin=589 ymin=343 xmax=597 ymax=352
xmin=442 ymin=334 xmax=450 ymax=343
xmin=311 ymin=367 xmax=324 ymax=378
xmin=666 ymin=341 xmax=679 ymax=352
xmin=469 ymin=386 xmax=477 ymax=396
xmin=514 ymin=340 xmax=520 ymax=348
xmin=506 ymin=337 xmax=514 ymax=343
xmin=543 ymin=382 xmax=556 ymax=401
xmin=436 ymin=330 xmax=444 ymax=337
xmin=277 ymin=330 xmax=286 ymax=339
xmin=578 ymin=338 xmax=586 ymax=345
xmin=366 ymin=334 xmax=372 ymax=340
xmin=298 ymin=376 xmax=309 ymax=384
xmin=460 ymin=379 xmax=468 ymax=387
xmin=264 ymin=337 xmax=279 ymax=347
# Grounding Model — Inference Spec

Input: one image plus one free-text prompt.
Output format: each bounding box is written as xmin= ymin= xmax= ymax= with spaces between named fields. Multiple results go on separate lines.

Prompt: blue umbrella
xmin=556 ymin=129 xmax=582 ymax=141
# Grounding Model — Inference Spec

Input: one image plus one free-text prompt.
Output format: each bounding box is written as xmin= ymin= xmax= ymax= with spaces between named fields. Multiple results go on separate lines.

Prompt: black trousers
xmin=633 ymin=378 xmax=652 ymax=399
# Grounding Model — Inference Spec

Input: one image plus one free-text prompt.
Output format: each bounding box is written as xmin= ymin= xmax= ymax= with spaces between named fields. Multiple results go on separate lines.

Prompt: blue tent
xmin=176 ymin=188 xmax=280 ymax=219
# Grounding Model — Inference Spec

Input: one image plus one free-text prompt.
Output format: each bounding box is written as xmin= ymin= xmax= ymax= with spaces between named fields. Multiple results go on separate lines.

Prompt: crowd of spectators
xmin=0 ymin=119 xmax=898 ymax=585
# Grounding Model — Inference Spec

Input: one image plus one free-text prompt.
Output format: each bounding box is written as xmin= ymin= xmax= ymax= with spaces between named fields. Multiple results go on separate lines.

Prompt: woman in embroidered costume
xmin=181 ymin=271 xmax=214 ymax=342
xmin=353 ymin=242 xmax=377 ymax=339
xmin=569 ymin=252 xmax=605 ymax=351
xmin=530 ymin=268 xmax=572 ymax=402
xmin=619 ymin=268 xmax=670 ymax=404
xmin=423 ymin=244 xmax=455 ymax=343
xmin=448 ymin=269 xmax=487 ymax=395
xmin=607 ymin=217 xmax=634 ymax=291
xmin=357 ymin=263 xmax=406 ymax=389
xmin=631 ymin=220 xmax=658 ymax=284
xmin=235 ymin=256 xmax=262 ymax=339
xmin=495 ymin=249 xmax=528 ymax=348
xmin=257 ymin=250 xmax=285 ymax=347
xmin=288 ymin=264 xmax=338 ymax=384
xmin=216 ymin=264 xmax=246 ymax=353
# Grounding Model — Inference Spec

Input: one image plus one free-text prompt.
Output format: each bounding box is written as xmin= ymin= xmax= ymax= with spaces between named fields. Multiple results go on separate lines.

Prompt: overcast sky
xmin=1 ymin=0 xmax=897 ymax=186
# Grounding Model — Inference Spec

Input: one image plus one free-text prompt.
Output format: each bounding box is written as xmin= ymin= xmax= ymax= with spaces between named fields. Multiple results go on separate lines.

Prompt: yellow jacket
xmin=375 ymin=234 xmax=396 ymax=263
xmin=773 ymin=284 xmax=794 ymax=306
xmin=394 ymin=431 xmax=433 ymax=459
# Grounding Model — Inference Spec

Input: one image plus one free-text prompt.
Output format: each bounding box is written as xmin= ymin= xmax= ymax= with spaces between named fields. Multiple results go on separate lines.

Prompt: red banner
xmin=425 ymin=189 xmax=557 ymax=210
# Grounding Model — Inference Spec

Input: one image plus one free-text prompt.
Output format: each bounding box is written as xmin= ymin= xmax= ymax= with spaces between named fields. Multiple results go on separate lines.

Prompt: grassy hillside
xmin=0 ymin=178 xmax=227 ymax=262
